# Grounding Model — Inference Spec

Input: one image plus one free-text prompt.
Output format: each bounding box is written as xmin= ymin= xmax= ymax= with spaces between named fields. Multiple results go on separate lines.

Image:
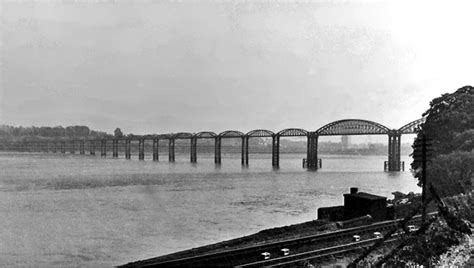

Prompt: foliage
xmin=114 ymin=128 xmax=123 ymax=137
xmin=385 ymin=216 xmax=469 ymax=266
xmin=411 ymin=85 xmax=474 ymax=197
xmin=427 ymin=152 xmax=474 ymax=197
xmin=0 ymin=125 xmax=109 ymax=140
xmin=398 ymin=85 xmax=474 ymax=266
xmin=417 ymin=86 xmax=474 ymax=155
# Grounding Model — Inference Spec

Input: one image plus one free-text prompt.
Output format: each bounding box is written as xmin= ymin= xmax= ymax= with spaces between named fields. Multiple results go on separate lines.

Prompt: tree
xmin=65 ymin=126 xmax=75 ymax=137
xmin=398 ymin=86 xmax=474 ymax=266
xmin=52 ymin=126 xmax=65 ymax=137
xmin=39 ymin=126 xmax=53 ymax=137
xmin=411 ymin=85 xmax=473 ymax=197
xmin=73 ymin=126 xmax=90 ymax=137
xmin=114 ymin=128 xmax=123 ymax=138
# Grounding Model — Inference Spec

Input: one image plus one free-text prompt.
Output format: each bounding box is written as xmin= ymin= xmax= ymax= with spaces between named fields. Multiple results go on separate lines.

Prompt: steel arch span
xmin=172 ymin=132 xmax=194 ymax=139
xmin=277 ymin=128 xmax=308 ymax=137
xmin=398 ymin=118 xmax=425 ymax=134
xmin=157 ymin=134 xmax=173 ymax=139
xmin=316 ymin=119 xmax=390 ymax=136
xmin=194 ymin=131 xmax=217 ymax=138
xmin=218 ymin=130 xmax=244 ymax=138
xmin=246 ymin=129 xmax=274 ymax=137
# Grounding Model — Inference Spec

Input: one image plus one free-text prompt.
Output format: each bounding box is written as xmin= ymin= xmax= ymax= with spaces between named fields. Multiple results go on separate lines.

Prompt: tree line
xmin=0 ymin=125 xmax=110 ymax=140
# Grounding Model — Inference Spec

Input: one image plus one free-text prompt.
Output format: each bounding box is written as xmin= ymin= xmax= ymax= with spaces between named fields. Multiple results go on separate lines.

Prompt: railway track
xmin=121 ymin=214 xmax=433 ymax=267
xmin=235 ymin=237 xmax=398 ymax=267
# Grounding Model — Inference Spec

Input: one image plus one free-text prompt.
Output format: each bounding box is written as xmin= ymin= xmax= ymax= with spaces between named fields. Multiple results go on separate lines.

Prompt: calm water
xmin=0 ymin=152 xmax=419 ymax=267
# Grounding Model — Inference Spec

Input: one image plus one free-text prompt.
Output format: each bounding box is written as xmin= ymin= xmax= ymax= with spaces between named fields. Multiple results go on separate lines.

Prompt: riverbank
xmin=123 ymin=215 xmax=373 ymax=266
xmin=124 ymin=191 xmax=471 ymax=267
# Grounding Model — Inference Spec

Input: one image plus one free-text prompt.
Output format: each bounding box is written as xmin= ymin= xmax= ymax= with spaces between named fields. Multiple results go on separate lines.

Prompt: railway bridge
xmin=2 ymin=118 xmax=424 ymax=171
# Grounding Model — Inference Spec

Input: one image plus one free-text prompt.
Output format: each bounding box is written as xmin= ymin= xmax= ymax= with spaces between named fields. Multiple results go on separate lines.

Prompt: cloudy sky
xmin=1 ymin=0 xmax=473 ymax=135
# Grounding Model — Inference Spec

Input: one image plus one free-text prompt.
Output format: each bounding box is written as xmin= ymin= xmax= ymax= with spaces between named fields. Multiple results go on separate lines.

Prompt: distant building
xmin=318 ymin=188 xmax=388 ymax=222
xmin=343 ymin=188 xmax=387 ymax=221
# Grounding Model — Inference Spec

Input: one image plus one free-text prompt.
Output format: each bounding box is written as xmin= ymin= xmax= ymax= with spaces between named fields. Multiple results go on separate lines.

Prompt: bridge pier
xmin=79 ymin=140 xmax=85 ymax=155
xmin=139 ymin=139 xmax=145 ymax=160
xmin=125 ymin=139 xmax=131 ymax=159
xmin=214 ymin=137 xmax=221 ymax=164
xmin=90 ymin=140 xmax=96 ymax=155
xmin=61 ymin=141 xmax=66 ymax=154
xmin=190 ymin=138 xmax=197 ymax=163
xmin=169 ymin=139 xmax=175 ymax=162
xmin=241 ymin=136 xmax=249 ymax=166
xmin=153 ymin=139 xmax=159 ymax=161
xmin=386 ymin=130 xmax=402 ymax=171
xmin=101 ymin=140 xmax=106 ymax=157
xmin=306 ymin=133 xmax=319 ymax=170
xmin=112 ymin=139 xmax=118 ymax=158
xmin=52 ymin=141 xmax=57 ymax=153
xmin=272 ymin=135 xmax=280 ymax=167
xmin=70 ymin=140 xmax=75 ymax=154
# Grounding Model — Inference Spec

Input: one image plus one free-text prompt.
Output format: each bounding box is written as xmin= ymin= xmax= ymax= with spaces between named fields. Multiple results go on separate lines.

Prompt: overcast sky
xmin=1 ymin=0 xmax=473 ymax=135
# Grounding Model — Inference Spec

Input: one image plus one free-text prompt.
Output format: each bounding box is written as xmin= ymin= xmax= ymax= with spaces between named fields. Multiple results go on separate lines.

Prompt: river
xmin=0 ymin=152 xmax=419 ymax=267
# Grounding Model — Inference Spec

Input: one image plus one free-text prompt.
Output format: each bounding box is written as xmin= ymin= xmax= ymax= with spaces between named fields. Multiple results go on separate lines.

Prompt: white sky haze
xmin=1 ymin=0 xmax=473 ymax=135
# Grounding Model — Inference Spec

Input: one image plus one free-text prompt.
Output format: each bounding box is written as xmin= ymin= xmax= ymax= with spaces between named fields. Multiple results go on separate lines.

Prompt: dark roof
xmin=344 ymin=192 xmax=387 ymax=200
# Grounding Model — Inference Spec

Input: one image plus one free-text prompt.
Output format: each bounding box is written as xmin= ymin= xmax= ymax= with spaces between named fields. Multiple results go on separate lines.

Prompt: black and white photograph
xmin=0 ymin=0 xmax=473 ymax=267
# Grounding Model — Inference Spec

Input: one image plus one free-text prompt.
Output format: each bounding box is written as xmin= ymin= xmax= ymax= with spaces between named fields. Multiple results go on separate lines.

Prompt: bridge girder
xmin=218 ymin=130 xmax=244 ymax=138
xmin=316 ymin=119 xmax=390 ymax=136
xmin=194 ymin=131 xmax=217 ymax=138
xmin=277 ymin=128 xmax=308 ymax=137
xmin=398 ymin=118 xmax=425 ymax=134
xmin=172 ymin=132 xmax=194 ymax=139
xmin=157 ymin=134 xmax=172 ymax=139
xmin=246 ymin=129 xmax=274 ymax=137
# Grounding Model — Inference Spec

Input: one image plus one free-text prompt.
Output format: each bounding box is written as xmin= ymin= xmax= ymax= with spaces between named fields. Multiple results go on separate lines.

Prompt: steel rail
xmin=236 ymin=238 xmax=399 ymax=268
xmin=121 ymin=214 xmax=435 ymax=267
